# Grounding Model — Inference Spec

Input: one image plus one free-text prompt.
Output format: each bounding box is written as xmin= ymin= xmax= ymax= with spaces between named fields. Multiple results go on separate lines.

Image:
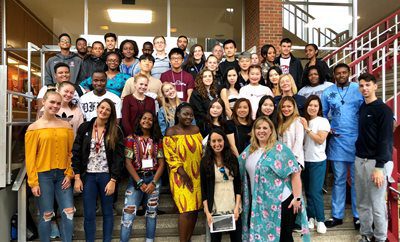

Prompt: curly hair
xmin=195 ymin=68 xmax=217 ymax=99
xmin=134 ymin=111 xmax=162 ymax=143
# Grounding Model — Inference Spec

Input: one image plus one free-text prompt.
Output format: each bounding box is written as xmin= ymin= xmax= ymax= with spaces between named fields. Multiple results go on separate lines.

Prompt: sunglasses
xmin=219 ymin=167 xmax=229 ymax=181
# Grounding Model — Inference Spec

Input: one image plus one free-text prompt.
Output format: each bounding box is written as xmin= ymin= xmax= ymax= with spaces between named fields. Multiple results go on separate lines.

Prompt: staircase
xmin=27 ymin=176 xmax=363 ymax=242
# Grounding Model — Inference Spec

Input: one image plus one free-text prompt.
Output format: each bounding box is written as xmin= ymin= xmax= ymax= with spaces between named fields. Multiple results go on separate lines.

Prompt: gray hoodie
xmin=45 ymin=52 xmax=82 ymax=85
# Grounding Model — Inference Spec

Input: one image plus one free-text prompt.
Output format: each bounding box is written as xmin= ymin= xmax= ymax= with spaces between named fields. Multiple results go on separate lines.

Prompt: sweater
xmin=355 ymin=99 xmax=393 ymax=167
xmin=121 ymin=95 xmax=155 ymax=136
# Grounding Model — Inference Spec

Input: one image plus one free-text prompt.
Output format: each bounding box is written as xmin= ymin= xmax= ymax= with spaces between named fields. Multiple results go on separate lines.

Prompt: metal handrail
xmin=7 ymin=90 xmax=35 ymax=99
xmin=11 ymin=164 xmax=26 ymax=192
xmin=283 ymin=1 xmax=315 ymax=20
xmin=324 ymin=8 xmax=400 ymax=61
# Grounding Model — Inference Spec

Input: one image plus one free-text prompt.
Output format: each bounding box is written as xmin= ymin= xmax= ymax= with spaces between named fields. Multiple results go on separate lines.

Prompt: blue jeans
xmin=303 ymin=160 xmax=326 ymax=222
xmin=120 ymin=175 xmax=161 ymax=242
xmin=331 ymin=160 xmax=359 ymax=219
xmin=37 ymin=169 xmax=74 ymax=242
xmin=83 ymin=173 xmax=114 ymax=242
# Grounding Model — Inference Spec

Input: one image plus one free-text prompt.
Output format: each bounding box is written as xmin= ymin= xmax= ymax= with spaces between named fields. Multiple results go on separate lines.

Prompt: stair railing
xmin=323 ymin=9 xmax=400 ymax=68
xmin=282 ymin=2 xmax=314 ymax=43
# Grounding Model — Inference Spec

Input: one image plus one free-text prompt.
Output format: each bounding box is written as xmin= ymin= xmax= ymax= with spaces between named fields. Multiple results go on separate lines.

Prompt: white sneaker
xmin=317 ymin=221 xmax=327 ymax=234
xmin=308 ymin=218 xmax=315 ymax=229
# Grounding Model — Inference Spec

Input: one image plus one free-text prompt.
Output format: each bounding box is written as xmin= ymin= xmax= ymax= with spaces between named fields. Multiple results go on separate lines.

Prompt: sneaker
xmin=358 ymin=235 xmax=371 ymax=242
xmin=308 ymin=218 xmax=315 ymax=229
xmin=324 ymin=217 xmax=343 ymax=228
xmin=293 ymin=224 xmax=302 ymax=233
xmin=353 ymin=217 xmax=360 ymax=230
xmin=50 ymin=221 xmax=60 ymax=239
xmin=316 ymin=221 xmax=327 ymax=234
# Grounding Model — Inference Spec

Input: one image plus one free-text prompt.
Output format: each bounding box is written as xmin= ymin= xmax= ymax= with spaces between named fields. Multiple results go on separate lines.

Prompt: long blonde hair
xmin=277 ymin=96 xmax=300 ymax=136
xmin=249 ymin=116 xmax=277 ymax=154
xmin=279 ymin=74 xmax=298 ymax=94
xmin=160 ymin=82 xmax=181 ymax=123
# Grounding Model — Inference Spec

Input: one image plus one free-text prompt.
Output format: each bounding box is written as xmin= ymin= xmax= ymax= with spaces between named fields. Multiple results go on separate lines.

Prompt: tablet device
xmin=210 ymin=214 xmax=236 ymax=233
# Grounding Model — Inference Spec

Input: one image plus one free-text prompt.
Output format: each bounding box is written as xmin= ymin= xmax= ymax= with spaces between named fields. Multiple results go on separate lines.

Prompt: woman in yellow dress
xmin=163 ymin=102 xmax=203 ymax=242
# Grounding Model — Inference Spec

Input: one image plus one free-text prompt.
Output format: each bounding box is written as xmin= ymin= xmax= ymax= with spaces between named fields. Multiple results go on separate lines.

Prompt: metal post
xmin=27 ymin=43 xmax=32 ymax=122
xmin=166 ymin=0 xmax=171 ymax=37
xmin=84 ymin=0 xmax=88 ymax=35
xmin=382 ymin=47 xmax=386 ymax=101
xmin=241 ymin=0 xmax=245 ymax=52
xmin=6 ymin=92 xmax=11 ymax=185
xmin=2 ymin=0 xmax=6 ymax=66
xmin=0 ymin=64 xmax=7 ymax=187
xmin=17 ymin=179 xmax=27 ymax=242
xmin=40 ymin=47 xmax=45 ymax=87
xmin=352 ymin=0 xmax=358 ymax=39
xmin=393 ymin=39 xmax=398 ymax=121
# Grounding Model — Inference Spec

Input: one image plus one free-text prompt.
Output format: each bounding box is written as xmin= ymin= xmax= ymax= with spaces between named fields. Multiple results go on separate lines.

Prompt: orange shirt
xmin=25 ymin=128 xmax=74 ymax=187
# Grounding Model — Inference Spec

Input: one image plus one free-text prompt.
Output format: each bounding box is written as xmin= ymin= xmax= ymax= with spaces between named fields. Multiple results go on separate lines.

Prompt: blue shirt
xmin=321 ymin=82 xmax=364 ymax=161
xmin=80 ymin=72 xmax=131 ymax=97
xmin=151 ymin=54 xmax=170 ymax=79
xmin=119 ymin=58 xmax=140 ymax=77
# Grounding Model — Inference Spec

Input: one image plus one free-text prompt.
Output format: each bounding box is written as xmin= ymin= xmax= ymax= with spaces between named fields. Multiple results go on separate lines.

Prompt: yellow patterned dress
xmin=163 ymin=133 xmax=203 ymax=213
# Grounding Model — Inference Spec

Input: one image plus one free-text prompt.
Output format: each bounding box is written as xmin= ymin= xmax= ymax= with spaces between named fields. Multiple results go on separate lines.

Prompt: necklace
xmin=94 ymin=121 xmax=106 ymax=153
xmin=336 ymin=84 xmax=350 ymax=105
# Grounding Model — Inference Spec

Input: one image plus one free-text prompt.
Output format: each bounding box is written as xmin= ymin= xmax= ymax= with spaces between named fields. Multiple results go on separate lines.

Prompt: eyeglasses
xmin=60 ymin=39 xmax=71 ymax=44
xmin=219 ymin=167 xmax=228 ymax=181
xmin=170 ymin=57 xmax=183 ymax=61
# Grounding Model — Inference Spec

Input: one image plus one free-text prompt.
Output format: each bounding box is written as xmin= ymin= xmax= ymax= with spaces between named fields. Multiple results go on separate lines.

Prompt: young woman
xmin=277 ymin=96 xmax=305 ymax=168
xmin=239 ymin=65 xmax=273 ymax=120
xmin=226 ymin=98 xmax=253 ymax=157
xmin=119 ymin=39 xmax=140 ymax=77
xmin=298 ymin=65 xmax=334 ymax=99
xmin=80 ymin=52 xmax=131 ymax=97
xmin=120 ymin=111 xmax=165 ymax=242
xmin=205 ymin=54 xmax=224 ymax=94
xmin=256 ymin=95 xmax=277 ymax=128
xmin=72 ymin=98 xmax=124 ymax=242
xmin=251 ymin=53 xmax=260 ymax=65
xmin=158 ymin=82 xmax=182 ymax=136
xmin=201 ymin=129 xmax=242 ymax=242
xmin=122 ymin=73 xmax=156 ymax=136
xmin=300 ymin=95 xmax=330 ymax=234
xmin=189 ymin=68 xmax=218 ymax=137
xmin=184 ymin=44 xmax=206 ymax=79
xmin=274 ymin=74 xmax=306 ymax=116
xmin=260 ymin=44 xmax=277 ymax=80
xmin=57 ymin=81 xmax=84 ymax=135
xmin=25 ymin=90 xmax=75 ymax=242
xmin=303 ymin=43 xmax=332 ymax=83
xmin=266 ymin=66 xmax=282 ymax=96
xmin=220 ymin=67 xmax=240 ymax=118
xmin=238 ymin=116 xmax=310 ymax=242
xmin=202 ymin=98 xmax=228 ymax=145
xmin=163 ymin=103 xmax=203 ymax=242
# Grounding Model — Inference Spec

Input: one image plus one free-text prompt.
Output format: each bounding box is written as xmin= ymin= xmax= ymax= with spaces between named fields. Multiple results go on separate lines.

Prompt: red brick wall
xmin=245 ymin=0 xmax=282 ymax=53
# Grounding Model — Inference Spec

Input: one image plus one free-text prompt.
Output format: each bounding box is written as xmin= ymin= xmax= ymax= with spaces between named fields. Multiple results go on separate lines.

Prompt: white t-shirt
xmin=280 ymin=57 xmax=291 ymax=74
xmin=239 ymin=84 xmax=274 ymax=120
xmin=298 ymin=82 xmax=334 ymax=99
xmin=79 ymin=91 xmax=122 ymax=121
xmin=278 ymin=117 xmax=304 ymax=167
xmin=304 ymin=116 xmax=331 ymax=162
xmin=245 ymin=148 xmax=264 ymax=192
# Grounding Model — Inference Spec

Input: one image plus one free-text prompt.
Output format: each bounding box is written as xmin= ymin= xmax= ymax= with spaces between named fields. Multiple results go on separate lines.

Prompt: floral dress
xmin=238 ymin=142 xmax=311 ymax=242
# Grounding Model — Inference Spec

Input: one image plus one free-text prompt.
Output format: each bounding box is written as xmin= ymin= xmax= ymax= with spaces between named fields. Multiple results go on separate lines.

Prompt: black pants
xmin=280 ymin=194 xmax=297 ymax=242
xmin=210 ymin=216 xmax=242 ymax=242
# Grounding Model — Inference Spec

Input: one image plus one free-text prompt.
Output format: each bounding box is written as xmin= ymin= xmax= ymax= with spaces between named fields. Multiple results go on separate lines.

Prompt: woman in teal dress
xmin=238 ymin=116 xmax=310 ymax=242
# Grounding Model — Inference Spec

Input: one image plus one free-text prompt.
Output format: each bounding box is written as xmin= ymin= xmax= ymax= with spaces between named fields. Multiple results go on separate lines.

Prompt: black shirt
xmin=219 ymin=59 xmax=240 ymax=77
xmin=226 ymin=120 xmax=252 ymax=154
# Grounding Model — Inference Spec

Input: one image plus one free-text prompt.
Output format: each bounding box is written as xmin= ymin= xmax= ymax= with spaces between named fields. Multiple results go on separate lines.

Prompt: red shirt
xmin=160 ymin=70 xmax=195 ymax=101
xmin=121 ymin=95 xmax=155 ymax=136
xmin=124 ymin=135 xmax=163 ymax=172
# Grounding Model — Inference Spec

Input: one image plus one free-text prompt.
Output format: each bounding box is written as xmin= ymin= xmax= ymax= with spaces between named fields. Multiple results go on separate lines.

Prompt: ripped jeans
xmin=120 ymin=175 xmax=160 ymax=242
xmin=37 ymin=169 xmax=74 ymax=242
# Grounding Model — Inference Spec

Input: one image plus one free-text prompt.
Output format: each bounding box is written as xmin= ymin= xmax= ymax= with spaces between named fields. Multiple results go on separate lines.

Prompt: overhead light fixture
xmin=7 ymin=58 xmax=18 ymax=64
xmin=100 ymin=25 xmax=109 ymax=30
xmin=226 ymin=8 xmax=234 ymax=13
xmin=107 ymin=9 xmax=152 ymax=24
xmin=170 ymin=27 xmax=177 ymax=33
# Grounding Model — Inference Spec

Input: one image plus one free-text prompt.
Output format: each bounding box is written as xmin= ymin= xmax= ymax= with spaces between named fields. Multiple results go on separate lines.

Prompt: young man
xmin=237 ymin=52 xmax=252 ymax=88
xmin=151 ymin=36 xmax=170 ymax=79
xmin=160 ymin=48 xmax=194 ymax=102
xmin=79 ymin=41 xmax=107 ymax=84
xmin=211 ymin=43 xmax=224 ymax=63
xmin=75 ymin=37 xmax=88 ymax=59
xmin=321 ymin=63 xmax=363 ymax=230
xmin=177 ymin=35 xmax=189 ymax=61
xmin=218 ymin=39 xmax=240 ymax=76
xmin=121 ymin=54 xmax=162 ymax=101
xmin=355 ymin=73 xmax=393 ymax=242
xmin=142 ymin=41 xmax=154 ymax=55
xmin=45 ymin=33 xmax=82 ymax=85
xmin=102 ymin=32 xmax=119 ymax=61
xmin=79 ymin=71 xmax=122 ymax=121
xmin=274 ymin=38 xmax=303 ymax=89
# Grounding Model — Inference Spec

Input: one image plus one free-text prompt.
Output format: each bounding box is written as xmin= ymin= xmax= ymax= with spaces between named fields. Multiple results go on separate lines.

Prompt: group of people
xmin=25 ymin=32 xmax=393 ymax=242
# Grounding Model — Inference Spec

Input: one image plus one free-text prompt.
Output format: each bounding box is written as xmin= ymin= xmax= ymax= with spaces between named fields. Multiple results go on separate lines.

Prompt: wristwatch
xmin=306 ymin=128 xmax=312 ymax=134
xmin=295 ymin=197 xmax=301 ymax=202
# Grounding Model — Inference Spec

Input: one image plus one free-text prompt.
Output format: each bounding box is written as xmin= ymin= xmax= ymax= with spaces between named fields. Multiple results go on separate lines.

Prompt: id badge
xmin=177 ymin=91 xmax=184 ymax=99
xmin=142 ymin=159 xmax=153 ymax=169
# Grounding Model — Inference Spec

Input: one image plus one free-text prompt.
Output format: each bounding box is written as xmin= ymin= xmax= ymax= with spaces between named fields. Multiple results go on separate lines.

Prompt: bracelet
xmin=136 ymin=179 xmax=144 ymax=188
xmin=306 ymin=128 xmax=312 ymax=134
xmin=151 ymin=180 xmax=157 ymax=186
xmin=110 ymin=179 xmax=116 ymax=183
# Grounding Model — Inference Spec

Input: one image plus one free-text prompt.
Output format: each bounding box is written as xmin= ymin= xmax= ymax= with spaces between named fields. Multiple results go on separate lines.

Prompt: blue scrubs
xmin=321 ymin=82 xmax=363 ymax=219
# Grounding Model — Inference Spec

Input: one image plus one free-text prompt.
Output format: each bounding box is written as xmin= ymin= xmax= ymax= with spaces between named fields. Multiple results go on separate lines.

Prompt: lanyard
xmin=140 ymin=137 xmax=152 ymax=158
xmin=194 ymin=64 xmax=203 ymax=73
xmin=171 ymin=71 xmax=184 ymax=92
xmin=94 ymin=122 xmax=105 ymax=153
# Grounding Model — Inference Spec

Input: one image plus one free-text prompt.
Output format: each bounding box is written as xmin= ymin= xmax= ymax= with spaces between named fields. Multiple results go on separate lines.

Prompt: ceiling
xmin=20 ymin=0 xmax=243 ymax=44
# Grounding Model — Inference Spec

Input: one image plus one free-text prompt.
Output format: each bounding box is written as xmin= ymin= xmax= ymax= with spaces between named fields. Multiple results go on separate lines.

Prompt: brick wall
xmin=245 ymin=0 xmax=282 ymax=53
